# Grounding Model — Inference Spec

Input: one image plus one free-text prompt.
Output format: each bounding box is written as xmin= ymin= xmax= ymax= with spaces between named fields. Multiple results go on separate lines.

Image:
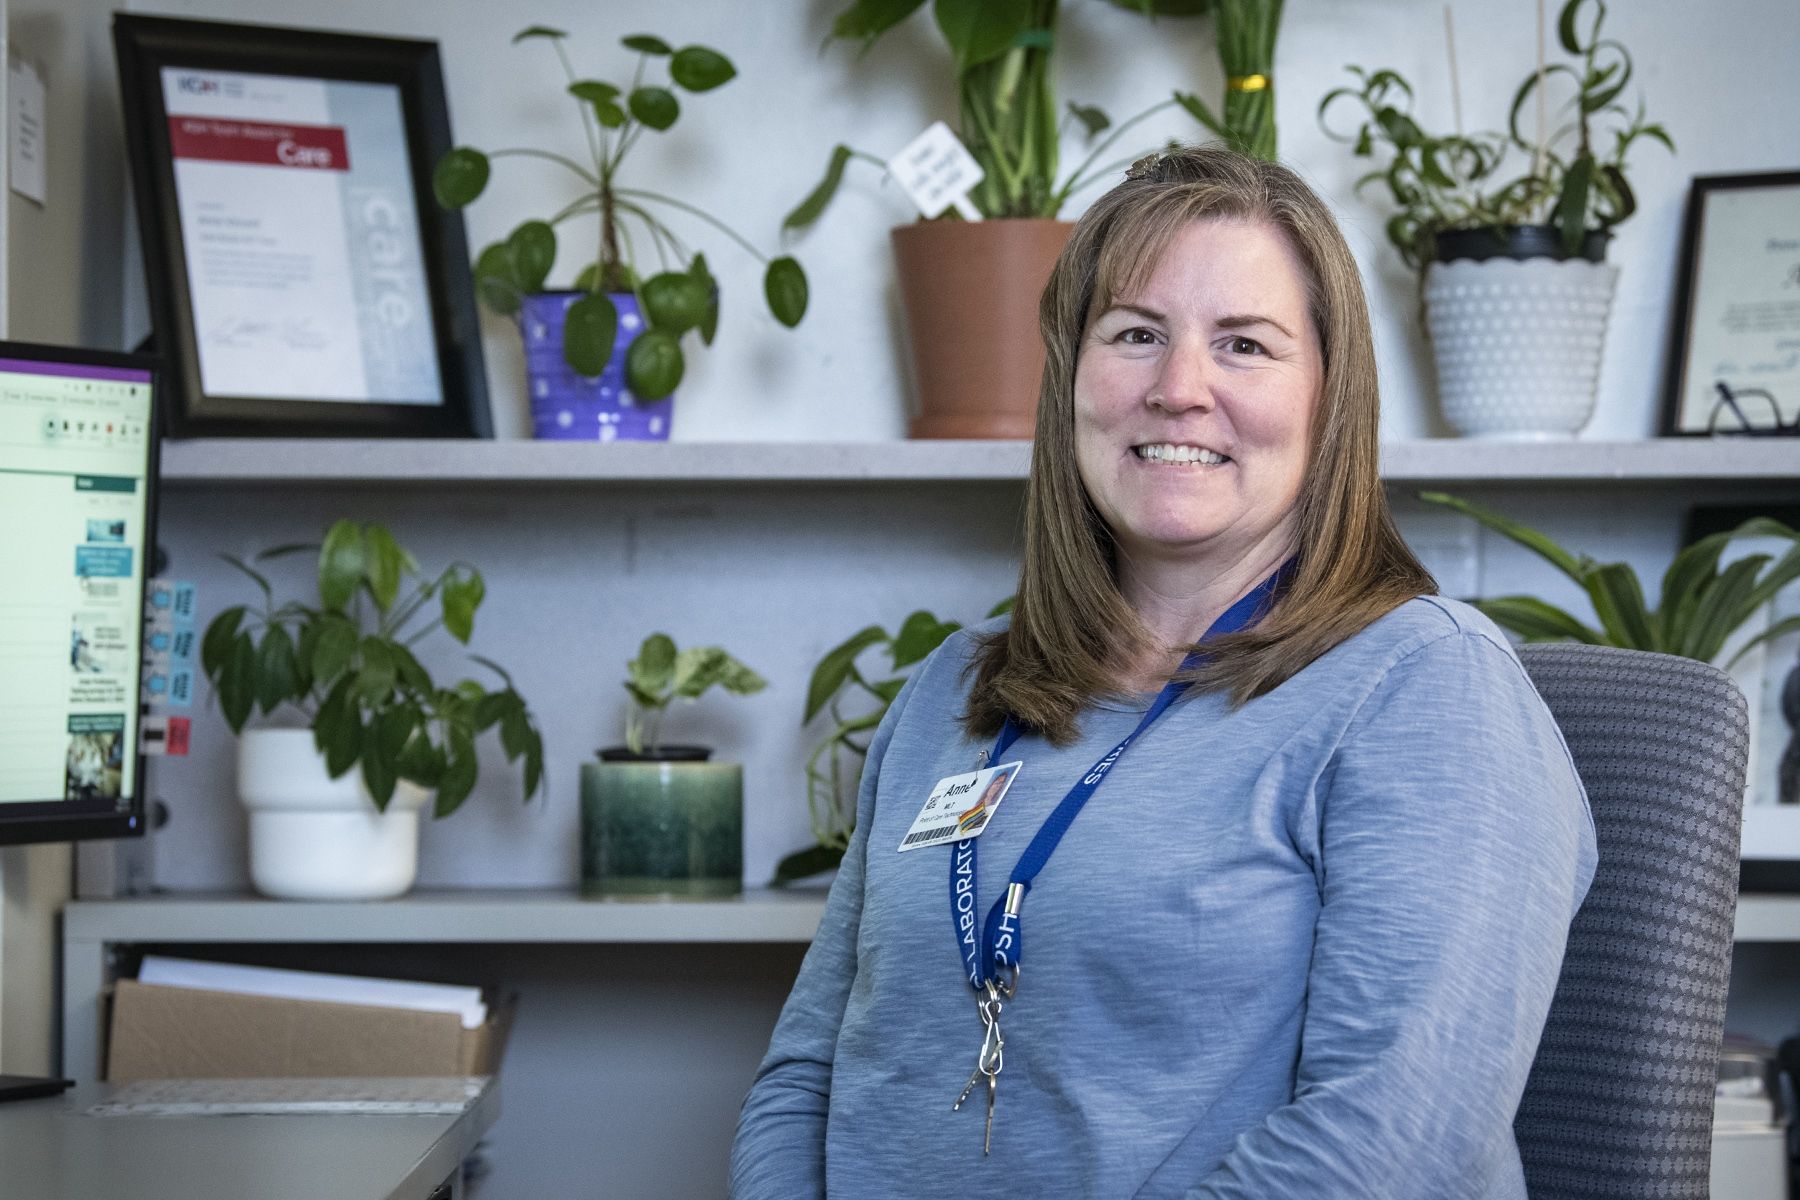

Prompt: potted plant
xmin=1419 ymin=493 xmax=1800 ymax=665
xmin=776 ymin=602 xmax=1007 ymax=884
xmin=433 ymin=26 xmax=808 ymax=442
xmin=1319 ymin=0 xmax=1671 ymax=438
xmin=199 ymin=521 xmax=545 ymax=900
xmin=784 ymin=1 xmax=1207 ymax=440
xmin=581 ymin=634 xmax=764 ymax=896
xmin=1157 ymin=0 xmax=1286 ymax=162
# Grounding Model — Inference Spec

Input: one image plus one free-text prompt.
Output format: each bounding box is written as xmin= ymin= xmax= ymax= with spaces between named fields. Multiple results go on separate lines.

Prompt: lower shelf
xmin=63 ymin=888 xmax=830 ymax=944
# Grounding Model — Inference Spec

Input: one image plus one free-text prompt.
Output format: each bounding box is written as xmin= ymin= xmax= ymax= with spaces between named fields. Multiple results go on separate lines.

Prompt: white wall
xmin=118 ymin=0 xmax=1800 ymax=442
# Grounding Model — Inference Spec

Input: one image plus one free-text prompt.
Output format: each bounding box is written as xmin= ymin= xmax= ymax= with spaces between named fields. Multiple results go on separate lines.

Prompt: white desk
xmin=0 ymin=1078 xmax=497 ymax=1200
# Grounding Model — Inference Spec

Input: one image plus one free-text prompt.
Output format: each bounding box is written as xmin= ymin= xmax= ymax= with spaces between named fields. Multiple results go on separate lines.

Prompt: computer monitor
xmin=0 ymin=341 xmax=158 ymax=846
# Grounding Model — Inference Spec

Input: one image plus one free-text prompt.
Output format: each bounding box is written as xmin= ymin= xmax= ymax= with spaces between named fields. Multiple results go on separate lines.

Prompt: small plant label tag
xmin=890 ymin=121 xmax=984 ymax=221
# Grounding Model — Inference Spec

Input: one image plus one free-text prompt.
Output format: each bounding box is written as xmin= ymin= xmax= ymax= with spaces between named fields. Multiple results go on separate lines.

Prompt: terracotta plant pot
xmin=891 ymin=218 xmax=1072 ymax=440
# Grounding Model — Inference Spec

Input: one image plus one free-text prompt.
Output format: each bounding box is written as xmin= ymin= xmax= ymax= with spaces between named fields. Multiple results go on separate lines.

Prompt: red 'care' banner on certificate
xmin=167 ymin=117 xmax=351 ymax=172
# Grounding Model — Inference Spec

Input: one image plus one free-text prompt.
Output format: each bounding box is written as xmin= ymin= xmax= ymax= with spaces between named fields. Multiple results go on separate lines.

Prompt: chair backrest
xmin=1513 ymin=643 xmax=1748 ymax=1200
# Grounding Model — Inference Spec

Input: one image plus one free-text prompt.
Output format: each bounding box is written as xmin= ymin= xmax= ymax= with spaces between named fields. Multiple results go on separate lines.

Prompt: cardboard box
xmin=106 ymin=978 xmax=512 ymax=1083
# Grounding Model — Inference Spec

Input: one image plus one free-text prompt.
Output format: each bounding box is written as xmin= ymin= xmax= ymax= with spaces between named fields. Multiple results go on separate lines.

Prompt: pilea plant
xmin=433 ymin=26 xmax=808 ymax=399
xmin=200 ymin=520 xmax=544 ymax=817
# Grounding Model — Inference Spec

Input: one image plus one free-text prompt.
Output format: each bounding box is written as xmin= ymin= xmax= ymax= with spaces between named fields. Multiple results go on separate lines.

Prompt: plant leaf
xmin=772 ymin=842 xmax=846 ymax=885
xmin=319 ymin=677 xmax=363 ymax=779
xmin=355 ymin=637 xmax=398 ymax=704
xmin=670 ymin=45 xmax=736 ymax=92
xmin=764 ymin=256 xmax=808 ymax=327
xmin=361 ymin=718 xmax=398 ymax=812
xmin=391 ymin=642 xmax=432 ymax=692
xmin=622 ymin=34 xmax=672 ymax=55
xmin=642 ymin=271 xmax=709 ymax=335
xmin=308 ymin=616 xmax=355 ymax=688
xmin=362 ymin=524 xmax=405 ymax=612
xmin=513 ymin=25 xmax=567 ymax=43
xmin=1174 ymin=90 xmax=1228 ymax=140
xmin=690 ymin=253 xmax=720 ymax=346
xmin=933 ymin=0 xmax=1032 ymax=72
xmin=435 ymin=726 xmax=479 ymax=817
xmin=805 ymin=624 xmax=888 ymax=722
xmin=1554 ymin=153 xmax=1595 ymax=255
xmin=440 ymin=568 xmax=485 ymax=644
xmin=473 ymin=242 xmax=522 ymax=316
xmin=891 ymin=610 xmax=960 ymax=667
xmin=1468 ymin=596 xmax=1605 ymax=643
xmin=202 ymin=605 xmax=247 ymax=678
xmin=219 ymin=632 xmax=258 ymax=732
xmin=672 ymin=646 xmax=729 ymax=698
xmin=1683 ymin=553 xmax=1772 ymax=663
xmin=988 ymin=595 xmax=1015 ymax=617
xmin=563 ymin=292 xmax=619 ymax=377
xmin=318 ymin=519 xmax=364 ymax=611
xmin=432 ymin=148 xmax=489 ymax=209
xmin=1417 ymin=492 xmax=1590 ymax=581
xmin=784 ymin=144 xmax=856 ymax=233
xmin=506 ymin=220 xmax=556 ymax=294
xmin=628 ymin=86 xmax=680 ymax=131
xmin=631 ymin=633 xmax=678 ymax=700
xmin=831 ymin=0 xmax=928 ymax=45
xmin=1582 ymin=561 xmax=1657 ymax=649
xmin=1726 ymin=614 xmax=1800 ymax=670
xmin=1067 ymin=101 xmax=1110 ymax=138
xmin=624 ymin=330 xmax=684 ymax=399
xmin=220 ymin=553 xmax=273 ymax=601
xmin=254 ymin=624 xmax=300 ymax=714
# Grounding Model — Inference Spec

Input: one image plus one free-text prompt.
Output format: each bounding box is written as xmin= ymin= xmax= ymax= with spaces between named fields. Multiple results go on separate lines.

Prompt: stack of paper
xmin=137 ymin=956 xmax=488 ymax=1030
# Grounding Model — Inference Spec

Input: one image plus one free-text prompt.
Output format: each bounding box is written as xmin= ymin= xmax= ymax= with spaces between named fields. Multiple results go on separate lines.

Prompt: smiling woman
xmin=732 ymin=147 xmax=1598 ymax=1200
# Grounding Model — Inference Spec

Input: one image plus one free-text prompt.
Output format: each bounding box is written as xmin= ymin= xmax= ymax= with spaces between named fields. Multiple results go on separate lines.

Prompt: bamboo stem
xmin=1534 ymin=0 xmax=1548 ymax=182
xmin=1443 ymin=6 xmax=1463 ymax=137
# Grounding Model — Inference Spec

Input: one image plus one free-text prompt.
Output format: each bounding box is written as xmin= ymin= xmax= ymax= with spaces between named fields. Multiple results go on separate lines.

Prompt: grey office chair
xmin=1513 ymin=643 xmax=1750 ymax=1199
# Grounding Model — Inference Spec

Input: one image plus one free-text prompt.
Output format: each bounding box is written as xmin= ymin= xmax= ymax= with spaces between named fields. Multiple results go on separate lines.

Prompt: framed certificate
xmin=113 ymin=14 xmax=490 ymax=438
xmin=1663 ymin=171 xmax=1800 ymax=437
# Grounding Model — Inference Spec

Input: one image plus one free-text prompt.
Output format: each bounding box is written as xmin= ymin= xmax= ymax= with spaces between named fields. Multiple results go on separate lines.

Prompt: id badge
xmin=897 ymin=761 xmax=1023 ymax=853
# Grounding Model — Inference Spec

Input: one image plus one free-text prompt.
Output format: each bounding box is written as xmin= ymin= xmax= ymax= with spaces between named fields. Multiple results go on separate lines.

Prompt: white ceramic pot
xmin=238 ymin=728 xmax=430 ymax=900
xmin=1423 ymin=256 xmax=1620 ymax=439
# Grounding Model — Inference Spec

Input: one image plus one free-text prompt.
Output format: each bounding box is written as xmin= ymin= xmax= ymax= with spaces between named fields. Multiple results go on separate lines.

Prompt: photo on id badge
xmin=958 ymin=764 xmax=1018 ymax=836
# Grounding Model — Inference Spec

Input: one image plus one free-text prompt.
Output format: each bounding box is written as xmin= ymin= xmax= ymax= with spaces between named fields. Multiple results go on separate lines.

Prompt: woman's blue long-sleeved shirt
xmin=731 ymin=596 xmax=1598 ymax=1198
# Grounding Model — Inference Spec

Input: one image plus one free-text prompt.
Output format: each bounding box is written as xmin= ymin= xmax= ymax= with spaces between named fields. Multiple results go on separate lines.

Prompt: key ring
xmin=990 ymin=959 xmax=1019 ymax=1000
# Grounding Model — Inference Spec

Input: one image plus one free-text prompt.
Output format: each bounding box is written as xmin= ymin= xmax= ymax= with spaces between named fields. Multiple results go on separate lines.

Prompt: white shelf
xmin=155 ymin=437 xmax=1800 ymax=487
xmin=63 ymin=888 xmax=829 ymax=944
xmin=1733 ymin=895 xmax=1800 ymax=942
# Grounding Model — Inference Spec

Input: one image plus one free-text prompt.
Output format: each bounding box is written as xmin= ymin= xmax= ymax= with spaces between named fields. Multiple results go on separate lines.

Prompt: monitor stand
xmin=0 ymin=1075 xmax=74 ymax=1103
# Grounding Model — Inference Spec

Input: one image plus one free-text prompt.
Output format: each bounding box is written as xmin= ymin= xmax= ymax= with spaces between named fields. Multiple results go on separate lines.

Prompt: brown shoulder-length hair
xmin=963 ymin=145 xmax=1435 ymax=745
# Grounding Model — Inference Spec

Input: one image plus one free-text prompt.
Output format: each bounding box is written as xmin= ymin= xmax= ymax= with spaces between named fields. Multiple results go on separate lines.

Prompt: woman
xmin=732 ymin=146 xmax=1596 ymax=1198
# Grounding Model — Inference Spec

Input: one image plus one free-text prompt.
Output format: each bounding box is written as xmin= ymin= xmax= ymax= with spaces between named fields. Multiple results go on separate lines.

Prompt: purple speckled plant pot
xmin=520 ymin=291 xmax=674 ymax=441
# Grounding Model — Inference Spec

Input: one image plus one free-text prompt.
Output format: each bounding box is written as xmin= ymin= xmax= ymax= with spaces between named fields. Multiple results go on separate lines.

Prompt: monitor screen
xmin=0 ymin=343 xmax=157 ymax=845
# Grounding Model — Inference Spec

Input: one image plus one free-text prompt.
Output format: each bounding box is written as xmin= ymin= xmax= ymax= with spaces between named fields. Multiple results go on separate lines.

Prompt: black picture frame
xmin=113 ymin=14 xmax=490 ymax=439
xmin=1661 ymin=170 xmax=1800 ymax=438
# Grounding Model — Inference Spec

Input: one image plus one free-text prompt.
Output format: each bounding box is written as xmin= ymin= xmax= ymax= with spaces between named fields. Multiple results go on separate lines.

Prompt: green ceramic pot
xmin=580 ymin=747 xmax=743 ymax=897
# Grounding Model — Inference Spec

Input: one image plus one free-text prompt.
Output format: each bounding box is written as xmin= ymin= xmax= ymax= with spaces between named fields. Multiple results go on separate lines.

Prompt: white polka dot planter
xmin=1423 ymin=256 xmax=1619 ymax=439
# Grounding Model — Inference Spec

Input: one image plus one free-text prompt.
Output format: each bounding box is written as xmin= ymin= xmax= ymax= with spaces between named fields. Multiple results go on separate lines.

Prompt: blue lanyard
xmin=949 ymin=561 xmax=1295 ymax=993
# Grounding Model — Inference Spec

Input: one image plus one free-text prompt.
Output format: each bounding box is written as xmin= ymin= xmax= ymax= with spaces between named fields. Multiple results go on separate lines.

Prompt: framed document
xmin=1663 ymin=171 xmax=1800 ymax=437
xmin=113 ymin=14 xmax=490 ymax=438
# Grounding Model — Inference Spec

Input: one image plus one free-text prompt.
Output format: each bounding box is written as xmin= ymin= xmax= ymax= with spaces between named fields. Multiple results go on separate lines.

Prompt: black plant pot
xmin=1433 ymin=224 xmax=1610 ymax=265
xmin=594 ymin=745 xmax=712 ymax=763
